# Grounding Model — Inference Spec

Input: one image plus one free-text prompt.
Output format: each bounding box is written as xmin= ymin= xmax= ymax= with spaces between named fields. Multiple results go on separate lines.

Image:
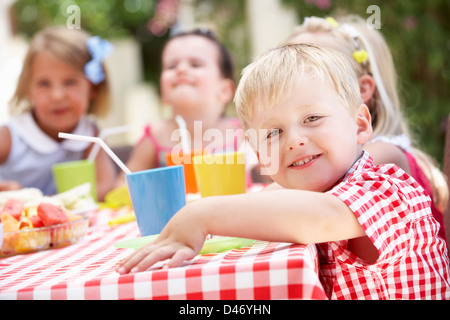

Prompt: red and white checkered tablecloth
xmin=0 ymin=209 xmax=327 ymax=300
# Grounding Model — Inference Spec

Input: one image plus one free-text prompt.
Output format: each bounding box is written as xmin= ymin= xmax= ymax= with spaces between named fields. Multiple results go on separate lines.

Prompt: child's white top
xmin=365 ymin=134 xmax=411 ymax=152
xmin=0 ymin=112 xmax=96 ymax=195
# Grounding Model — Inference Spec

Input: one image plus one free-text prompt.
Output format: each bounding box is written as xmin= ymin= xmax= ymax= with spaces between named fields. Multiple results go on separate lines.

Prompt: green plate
xmin=114 ymin=235 xmax=256 ymax=254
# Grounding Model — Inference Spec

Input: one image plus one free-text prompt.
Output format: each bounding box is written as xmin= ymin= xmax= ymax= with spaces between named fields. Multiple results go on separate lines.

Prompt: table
xmin=0 ymin=209 xmax=327 ymax=300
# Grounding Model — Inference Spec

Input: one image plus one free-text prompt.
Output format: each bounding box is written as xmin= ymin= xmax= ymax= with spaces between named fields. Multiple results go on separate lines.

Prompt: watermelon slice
xmin=30 ymin=215 xmax=44 ymax=228
xmin=1 ymin=199 xmax=24 ymax=221
xmin=37 ymin=203 xmax=69 ymax=226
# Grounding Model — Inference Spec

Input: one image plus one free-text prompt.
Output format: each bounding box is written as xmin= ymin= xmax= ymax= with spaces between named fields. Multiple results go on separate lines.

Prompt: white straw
xmin=87 ymin=125 xmax=132 ymax=161
xmin=59 ymin=132 xmax=132 ymax=175
xmin=175 ymin=115 xmax=190 ymax=152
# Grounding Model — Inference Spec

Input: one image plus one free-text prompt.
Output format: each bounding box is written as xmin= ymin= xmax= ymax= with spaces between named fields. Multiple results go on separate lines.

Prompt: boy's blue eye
xmin=267 ymin=128 xmax=282 ymax=139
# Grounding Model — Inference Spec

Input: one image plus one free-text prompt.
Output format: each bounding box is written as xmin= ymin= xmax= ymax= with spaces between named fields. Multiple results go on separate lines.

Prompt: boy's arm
xmin=118 ymin=189 xmax=366 ymax=273
xmin=203 ymin=189 xmax=366 ymax=244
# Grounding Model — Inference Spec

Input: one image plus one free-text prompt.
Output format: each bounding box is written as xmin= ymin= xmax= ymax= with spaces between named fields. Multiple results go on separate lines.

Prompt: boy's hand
xmin=116 ymin=204 xmax=208 ymax=274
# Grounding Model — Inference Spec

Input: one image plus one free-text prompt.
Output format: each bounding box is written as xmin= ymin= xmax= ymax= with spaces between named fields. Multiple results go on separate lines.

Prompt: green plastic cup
xmin=52 ymin=159 xmax=97 ymax=201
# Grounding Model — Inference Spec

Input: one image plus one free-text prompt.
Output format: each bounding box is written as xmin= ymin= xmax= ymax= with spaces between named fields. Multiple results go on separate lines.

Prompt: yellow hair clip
xmin=353 ymin=50 xmax=369 ymax=64
xmin=325 ymin=17 xmax=338 ymax=28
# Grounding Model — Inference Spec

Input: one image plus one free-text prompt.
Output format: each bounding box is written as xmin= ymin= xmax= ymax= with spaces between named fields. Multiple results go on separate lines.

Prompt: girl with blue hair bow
xmin=0 ymin=26 xmax=116 ymax=201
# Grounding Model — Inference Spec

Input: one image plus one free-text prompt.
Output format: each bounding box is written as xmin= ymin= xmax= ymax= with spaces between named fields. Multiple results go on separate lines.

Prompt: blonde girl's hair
xmin=9 ymin=26 xmax=110 ymax=118
xmin=285 ymin=15 xmax=448 ymax=212
xmin=235 ymin=43 xmax=362 ymax=133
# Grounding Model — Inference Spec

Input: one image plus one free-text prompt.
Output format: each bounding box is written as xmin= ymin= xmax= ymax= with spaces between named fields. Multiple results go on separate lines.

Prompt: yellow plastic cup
xmin=193 ymin=151 xmax=246 ymax=197
xmin=52 ymin=159 xmax=97 ymax=201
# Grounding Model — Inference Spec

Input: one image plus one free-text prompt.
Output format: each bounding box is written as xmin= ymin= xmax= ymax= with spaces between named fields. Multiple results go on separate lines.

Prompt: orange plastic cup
xmin=166 ymin=149 xmax=205 ymax=194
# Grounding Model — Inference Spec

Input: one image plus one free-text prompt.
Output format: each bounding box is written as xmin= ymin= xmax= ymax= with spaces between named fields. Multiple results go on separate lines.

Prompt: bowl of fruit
xmin=0 ymin=199 xmax=89 ymax=257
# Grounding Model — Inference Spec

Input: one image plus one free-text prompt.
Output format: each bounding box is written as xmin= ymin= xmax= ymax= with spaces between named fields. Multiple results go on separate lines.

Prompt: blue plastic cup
xmin=125 ymin=165 xmax=186 ymax=236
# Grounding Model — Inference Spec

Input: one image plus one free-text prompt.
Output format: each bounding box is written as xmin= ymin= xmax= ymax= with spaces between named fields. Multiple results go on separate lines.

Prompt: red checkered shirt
xmin=318 ymin=151 xmax=450 ymax=299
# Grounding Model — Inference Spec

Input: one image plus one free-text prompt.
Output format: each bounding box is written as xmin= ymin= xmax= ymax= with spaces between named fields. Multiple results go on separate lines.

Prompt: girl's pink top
xmin=405 ymin=151 xmax=446 ymax=241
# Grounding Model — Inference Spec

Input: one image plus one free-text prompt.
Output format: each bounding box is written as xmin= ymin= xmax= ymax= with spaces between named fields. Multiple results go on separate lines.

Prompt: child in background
xmin=283 ymin=15 xmax=448 ymax=241
xmin=115 ymin=29 xmax=243 ymax=185
xmin=0 ymin=26 xmax=116 ymax=201
xmin=117 ymin=44 xmax=450 ymax=299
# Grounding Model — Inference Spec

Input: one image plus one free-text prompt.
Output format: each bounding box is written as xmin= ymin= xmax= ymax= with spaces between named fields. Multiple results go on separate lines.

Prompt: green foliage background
xmin=11 ymin=0 xmax=449 ymax=165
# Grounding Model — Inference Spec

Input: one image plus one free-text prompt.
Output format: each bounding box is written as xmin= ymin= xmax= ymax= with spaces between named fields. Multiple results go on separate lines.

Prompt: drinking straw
xmin=59 ymin=132 xmax=132 ymax=175
xmin=87 ymin=125 xmax=132 ymax=161
xmin=175 ymin=115 xmax=190 ymax=152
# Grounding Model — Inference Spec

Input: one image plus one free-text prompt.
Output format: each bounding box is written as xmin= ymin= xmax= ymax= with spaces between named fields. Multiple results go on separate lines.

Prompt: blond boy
xmin=118 ymin=44 xmax=450 ymax=299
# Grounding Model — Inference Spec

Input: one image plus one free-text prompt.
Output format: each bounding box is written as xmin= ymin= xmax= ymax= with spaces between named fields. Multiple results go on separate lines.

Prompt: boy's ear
xmin=356 ymin=104 xmax=372 ymax=145
xmin=359 ymin=74 xmax=376 ymax=105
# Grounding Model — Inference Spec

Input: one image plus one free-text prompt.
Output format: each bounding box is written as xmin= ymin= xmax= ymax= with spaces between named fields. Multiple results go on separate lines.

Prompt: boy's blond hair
xmin=285 ymin=15 xmax=448 ymax=212
xmin=9 ymin=26 xmax=110 ymax=118
xmin=235 ymin=43 xmax=362 ymax=133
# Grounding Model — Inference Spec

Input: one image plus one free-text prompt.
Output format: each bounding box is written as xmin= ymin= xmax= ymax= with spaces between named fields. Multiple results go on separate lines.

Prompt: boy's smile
xmin=289 ymin=153 xmax=321 ymax=168
xmin=250 ymin=76 xmax=372 ymax=192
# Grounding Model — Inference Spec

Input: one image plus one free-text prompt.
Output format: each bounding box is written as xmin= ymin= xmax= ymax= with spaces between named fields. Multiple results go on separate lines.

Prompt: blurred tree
xmin=190 ymin=0 xmax=250 ymax=80
xmin=13 ymin=0 xmax=155 ymax=39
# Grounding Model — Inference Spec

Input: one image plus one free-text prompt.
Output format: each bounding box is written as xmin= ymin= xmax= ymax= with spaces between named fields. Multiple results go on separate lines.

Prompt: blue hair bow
xmin=84 ymin=36 xmax=113 ymax=84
